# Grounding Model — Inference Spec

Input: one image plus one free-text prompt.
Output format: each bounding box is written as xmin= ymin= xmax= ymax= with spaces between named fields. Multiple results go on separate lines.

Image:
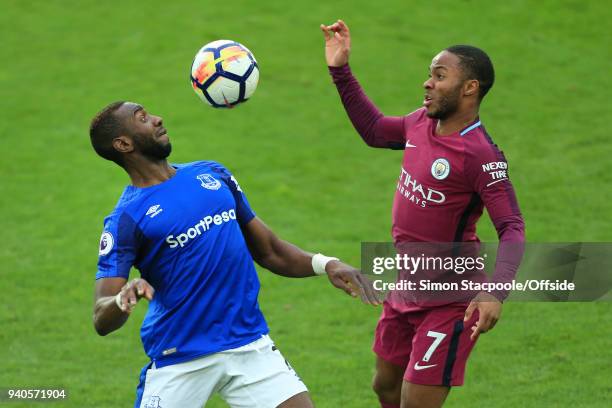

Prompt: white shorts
xmin=136 ymin=335 xmax=308 ymax=408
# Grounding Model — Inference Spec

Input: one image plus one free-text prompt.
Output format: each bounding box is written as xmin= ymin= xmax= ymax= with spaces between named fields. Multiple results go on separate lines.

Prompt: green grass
xmin=1 ymin=0 xmax=611 ymax=406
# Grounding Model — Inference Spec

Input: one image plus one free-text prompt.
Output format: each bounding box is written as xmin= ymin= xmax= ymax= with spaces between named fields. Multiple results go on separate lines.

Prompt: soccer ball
xmin=190 ymin=40 xmax=259 ymax=108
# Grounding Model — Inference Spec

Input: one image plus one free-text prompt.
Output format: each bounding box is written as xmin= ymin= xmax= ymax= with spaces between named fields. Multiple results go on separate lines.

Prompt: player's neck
xmin=435 ymin=109 xmax=479 ymax=136
xmin=125 ymin=159 xmax=177 ymax=188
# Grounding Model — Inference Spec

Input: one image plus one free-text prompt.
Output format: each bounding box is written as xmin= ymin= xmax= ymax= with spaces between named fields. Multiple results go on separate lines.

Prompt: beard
xmin=133 ymin=133 xmax=172 ymax=160
xmin=426 ymin=83 xmax=463 ymax=120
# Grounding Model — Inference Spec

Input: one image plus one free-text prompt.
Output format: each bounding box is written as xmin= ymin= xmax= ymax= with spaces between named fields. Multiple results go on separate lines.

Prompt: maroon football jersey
xmin=390 ymin=108 xmax=520 ymax=243
xmin=329 ymin=64 xmax=525 ymax=303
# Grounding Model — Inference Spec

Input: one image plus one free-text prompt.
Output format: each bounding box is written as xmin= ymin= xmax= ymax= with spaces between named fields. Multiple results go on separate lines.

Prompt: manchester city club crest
xmin=196 ymin=174 xmax=221 ymax=190
xmin=431 ymin=158 xmax=450 ymax=180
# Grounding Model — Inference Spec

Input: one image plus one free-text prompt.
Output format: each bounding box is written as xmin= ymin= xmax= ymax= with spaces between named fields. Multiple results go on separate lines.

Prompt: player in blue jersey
xmin=89 ymin=101 xmax=380 ymax=408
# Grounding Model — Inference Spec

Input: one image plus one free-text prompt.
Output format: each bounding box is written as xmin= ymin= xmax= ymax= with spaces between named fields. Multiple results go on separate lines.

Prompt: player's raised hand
xmin=325 ymin=260 xmax=382 ymax=305
xmin=320 ymin=19 xmax=351 ymax=67
xmin=117 ymin=278 xmax=155 ymax=314
xmin=464 ymin=291 xmax=502 ymax=341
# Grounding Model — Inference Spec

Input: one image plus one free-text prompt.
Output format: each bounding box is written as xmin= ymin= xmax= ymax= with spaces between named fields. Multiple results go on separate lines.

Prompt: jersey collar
xmin=459 ymin=119 xmax=482 ymax=136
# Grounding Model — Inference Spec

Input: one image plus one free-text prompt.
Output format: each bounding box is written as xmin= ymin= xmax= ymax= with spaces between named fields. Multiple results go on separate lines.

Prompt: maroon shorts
xmin=373 ymin=301 xmax=479 ymax=386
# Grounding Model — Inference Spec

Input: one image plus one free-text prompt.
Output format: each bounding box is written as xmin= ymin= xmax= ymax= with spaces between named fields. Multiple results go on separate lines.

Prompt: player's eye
xmin=437 ymin=74 xmax=444 ymax=80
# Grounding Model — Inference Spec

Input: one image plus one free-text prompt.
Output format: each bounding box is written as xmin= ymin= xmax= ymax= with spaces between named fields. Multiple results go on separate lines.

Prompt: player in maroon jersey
xmin=320 ymin=20 xmax=525 ymax=408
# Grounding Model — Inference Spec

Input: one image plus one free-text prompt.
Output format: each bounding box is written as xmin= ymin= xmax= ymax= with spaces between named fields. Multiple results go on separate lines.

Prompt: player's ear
xmin=464 ymin=79 xmax=479 ymax=98
xmin=112 ymin=136 xmax=134 ymax=154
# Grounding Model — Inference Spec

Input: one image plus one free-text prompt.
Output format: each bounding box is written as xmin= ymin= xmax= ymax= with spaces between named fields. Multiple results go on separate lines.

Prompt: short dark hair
xmin=89 ymin=101 xmax=127 ymax=166
xmin=445 ymin=45 xmax=495 ymax=100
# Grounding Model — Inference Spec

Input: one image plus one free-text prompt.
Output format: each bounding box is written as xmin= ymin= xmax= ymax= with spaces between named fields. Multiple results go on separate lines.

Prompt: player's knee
xmin=401 ymin=396 xmax=442 ymax=408
xmin=372 ymin=372 xmax=402 ymax=403
xmin=401 ymin=398 xmax=422 ymax=408
xmin=400 ymin=383 xmax=449 ymax=408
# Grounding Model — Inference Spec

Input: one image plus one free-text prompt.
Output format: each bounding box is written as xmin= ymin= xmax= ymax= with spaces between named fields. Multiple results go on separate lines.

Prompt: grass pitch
xmin=1 ymin=0 xmax=610 ymax=407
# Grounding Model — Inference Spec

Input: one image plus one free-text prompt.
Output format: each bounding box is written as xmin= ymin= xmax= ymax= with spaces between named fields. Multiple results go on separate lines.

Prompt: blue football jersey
xmin=96 ymin=161 xmax=269 ymax=367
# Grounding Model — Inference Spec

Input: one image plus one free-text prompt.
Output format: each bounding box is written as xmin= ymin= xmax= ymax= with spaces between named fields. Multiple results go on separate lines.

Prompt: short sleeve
xmin=207 ymin=162 xmax=256 ymax=226
xmin=96 ymin=211 xmax=141 ymax=280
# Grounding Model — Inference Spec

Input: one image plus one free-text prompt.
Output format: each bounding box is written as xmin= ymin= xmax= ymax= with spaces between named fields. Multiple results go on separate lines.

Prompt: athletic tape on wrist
xmin=312 ymin=253 xmax=339 ymax=275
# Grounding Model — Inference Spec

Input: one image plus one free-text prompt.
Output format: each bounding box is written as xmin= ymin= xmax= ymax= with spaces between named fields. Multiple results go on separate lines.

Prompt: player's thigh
xmin=219 ymin=336 xmax=308 ymax=408
xmin=372 ymin=355 xmax=405 ymax=400
xmin=136 ymin=357 xmax=222 ymax=408
xmin=404 ymin=305 xmax=479 ymax=387
xmin=401 ymin=381 xmax=449 ymax=408
xmin=276 ymin=391 xmax=313 ymax=408
xmin=373 ymin=302 xmax=415 ymax=371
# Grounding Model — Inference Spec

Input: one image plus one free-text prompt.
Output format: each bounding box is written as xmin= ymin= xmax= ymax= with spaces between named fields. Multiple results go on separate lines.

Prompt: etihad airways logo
xmin=397 ymin=167 xmax=445 ymax=207
xmin=166 ymin=209 xmax=237 ymax=248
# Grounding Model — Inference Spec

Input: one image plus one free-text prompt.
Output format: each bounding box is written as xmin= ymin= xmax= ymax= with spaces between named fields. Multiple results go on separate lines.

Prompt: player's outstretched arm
xmin=241 ymin=217 xmax=381 ymax=305
xmin=463 ymin=145 xmax=526 ymax=340
xmin=93 ymin=277 xmax=155 ymax=336
xmin=320 ymin=20 xmax=405 ymax=149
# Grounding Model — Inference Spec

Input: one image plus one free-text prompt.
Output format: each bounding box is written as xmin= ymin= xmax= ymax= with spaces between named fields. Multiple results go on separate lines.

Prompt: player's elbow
xmin=93 ymin=313 xmax=117 ymax=336
xmin=250 ymin=234 xmax=287 ymax=272
xmin=93 ymin=319 xmax=110 ymax=336
xmin=253 ymin=252 xmax=279 ymax=273
xmin=360 ymin=133 xmax=379 ymax=147
xmin=360 ymin=130 xmax=388 ymax=148
xmin=495 ymin=214 xmax=525 ymax=242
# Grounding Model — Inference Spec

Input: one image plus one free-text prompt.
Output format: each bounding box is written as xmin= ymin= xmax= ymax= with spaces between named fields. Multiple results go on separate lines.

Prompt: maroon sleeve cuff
xmin=328 ymin=64 xmax=352 ymax=81
xmin=488 ymin=289 xmax=509 ymax=303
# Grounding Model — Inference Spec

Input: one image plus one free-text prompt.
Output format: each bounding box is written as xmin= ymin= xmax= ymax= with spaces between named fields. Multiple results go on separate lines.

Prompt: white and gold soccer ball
xmin=190 ymin=40 xmax=259 ymax=108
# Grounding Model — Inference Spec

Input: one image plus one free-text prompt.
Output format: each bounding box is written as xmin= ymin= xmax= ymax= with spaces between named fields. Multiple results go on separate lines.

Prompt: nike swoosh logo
xmin=414 ymin=362 xmax=437 ymax=371
xmin=405 ymin=140 xmax=416 ymax=148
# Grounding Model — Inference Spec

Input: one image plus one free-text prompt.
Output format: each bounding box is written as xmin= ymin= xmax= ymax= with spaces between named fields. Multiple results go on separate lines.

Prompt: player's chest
xmin=134 ymin=172 xmax=236 ymax=239
xmin=400 ymin=133 xmax=467 ymax=191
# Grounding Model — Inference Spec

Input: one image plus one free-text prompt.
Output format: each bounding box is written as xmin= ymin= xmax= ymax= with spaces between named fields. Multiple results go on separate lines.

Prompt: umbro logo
xmin=146 ymin=204 xmax=163 ymax=218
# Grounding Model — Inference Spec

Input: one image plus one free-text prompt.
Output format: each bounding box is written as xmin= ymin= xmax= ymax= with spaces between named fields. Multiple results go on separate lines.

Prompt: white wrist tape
xmin=115 ymin=292 xmax=123 ymax=310
xmin=312 ymin=253 xmax=339 ymax=275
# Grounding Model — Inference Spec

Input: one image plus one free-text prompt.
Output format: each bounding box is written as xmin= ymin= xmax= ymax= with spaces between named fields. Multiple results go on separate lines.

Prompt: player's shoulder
xmin=462 ymin=123 xmax=504 ymax=156
xmin=404 ymin=108 xmax=435 ymax=138
xmin=102 ymin=186 xmax=145 ymax=225
xmin=405 ymin=107 xmax=429 ymax=125
xmin=173 ymin=160 xmax=232 ymax=174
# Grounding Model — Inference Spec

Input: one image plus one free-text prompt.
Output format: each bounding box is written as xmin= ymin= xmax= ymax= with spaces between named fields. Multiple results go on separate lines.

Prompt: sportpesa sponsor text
xmin=166 ymin=209 xmax=237 ymax=248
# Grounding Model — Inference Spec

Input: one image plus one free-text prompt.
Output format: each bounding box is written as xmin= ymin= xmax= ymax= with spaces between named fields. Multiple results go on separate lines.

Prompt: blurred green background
xmin=1 ymin=0 xmax=610 ymax=406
